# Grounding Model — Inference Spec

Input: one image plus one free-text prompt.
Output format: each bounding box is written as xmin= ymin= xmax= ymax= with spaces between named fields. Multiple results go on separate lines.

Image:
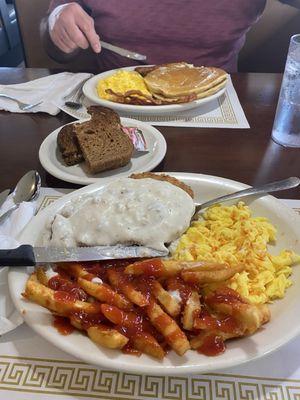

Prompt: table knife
xmin=0 ymin=189 xmax=10 ymax=209
xmin=101 ymin=40 xmax=147 ymax=61
xmin=0 ymin=244 xmax=168 ymax=266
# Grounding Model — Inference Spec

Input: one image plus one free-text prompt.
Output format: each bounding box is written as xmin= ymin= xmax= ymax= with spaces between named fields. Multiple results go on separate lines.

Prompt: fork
xmin=64 ymin=86 xmax=85 ymax=109
xmin=192 ymin=176 xmax=300 ymax=219
xmin=0 ymin=94 xmax=43 ymax=111
xmin=63 ymin=78 xmax=90 ymax=109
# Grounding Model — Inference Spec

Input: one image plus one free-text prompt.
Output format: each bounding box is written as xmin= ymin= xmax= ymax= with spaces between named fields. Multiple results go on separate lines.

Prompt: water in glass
xmin=272 ymin=34 xmax=300 ymax=147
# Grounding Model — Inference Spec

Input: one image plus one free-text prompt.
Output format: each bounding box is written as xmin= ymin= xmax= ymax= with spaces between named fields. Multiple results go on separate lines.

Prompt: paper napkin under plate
xmin=0 ymin=194 xmax=37 ymax=334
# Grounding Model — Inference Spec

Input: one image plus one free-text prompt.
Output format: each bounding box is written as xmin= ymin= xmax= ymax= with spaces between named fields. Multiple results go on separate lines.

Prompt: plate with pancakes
xmin=83 ymin=63 xmax=228 ymax=115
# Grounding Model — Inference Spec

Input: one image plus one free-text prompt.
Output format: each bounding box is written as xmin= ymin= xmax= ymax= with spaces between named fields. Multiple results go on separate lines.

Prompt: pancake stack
xmin=140 ymin=62 xmax=227 ymax=104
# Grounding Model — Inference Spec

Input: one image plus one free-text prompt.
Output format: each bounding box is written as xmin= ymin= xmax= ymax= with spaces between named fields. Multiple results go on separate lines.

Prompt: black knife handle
xmin=0 ymin=245 xmax=36 ymax=266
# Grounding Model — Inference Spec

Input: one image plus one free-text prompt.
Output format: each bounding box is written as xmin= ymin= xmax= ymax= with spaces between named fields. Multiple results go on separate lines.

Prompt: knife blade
xmin=101 ymin=40 xmax=147 ymax=61
xmin=0 ymin=189 xmax=10 ymax=209
xmin=0 ymin=244 xmax=168 ymax=267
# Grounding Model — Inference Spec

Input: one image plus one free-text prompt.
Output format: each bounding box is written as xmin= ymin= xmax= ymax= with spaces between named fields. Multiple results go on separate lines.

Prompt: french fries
xmin=58 ymin=262 xmax=132 ymax=310
xmin=107 ymin=269 xmax=149 ymax=307
xmin=77 ymin=277 xmax=132 ymax=311
xmin=205 ymin=287 xmax=270 ymax=335
xmin=87 ymin=326 xmax=128 ymax=349
xmin=146 ymin=299 xmax=190 ymax=356
xmin=124 ymin=259 xmax=227 ymax=278
xmin=23 ymin=273 xmax=101 ymax=316
xmin=36 ymin=267 xmax=49 ymax=286
xmin=190 ymin=331 xmax=237 ymax=354
xmin=151 ymin=280 xmax=181 ymax=317
xmin=100 ymin=304 xmax=165 ymax=359
xmin=124 ymin=259 xmax=181 ymax=277
xmin=24 ymin=273 xmax=128 ymax=351
xmin=132 ymin=332 xmax=165 ymax=360
xmin=23 ymin=258 xmax=270 ymax=359
xmin=181 ymin=263 xmax=245 ymax=285
xmin=182 ymin=291 xmax=201 ymax=330
xmin=57 ymin=262 xmax=87 ymax=278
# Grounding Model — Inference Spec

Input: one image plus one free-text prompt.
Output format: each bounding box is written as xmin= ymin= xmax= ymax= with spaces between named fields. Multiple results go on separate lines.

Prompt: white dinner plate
xmin=39 ymin=117 xmax=167 ymax=185
xmin=83 ymin=66 xmax=227 ymax=115
xmin=8 ymin=173 xmax=300 ymax=375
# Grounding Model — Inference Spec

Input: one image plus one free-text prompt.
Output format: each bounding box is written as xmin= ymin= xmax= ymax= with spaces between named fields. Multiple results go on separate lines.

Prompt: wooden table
xmin=0 ymin=68 xmax=299 ymax=199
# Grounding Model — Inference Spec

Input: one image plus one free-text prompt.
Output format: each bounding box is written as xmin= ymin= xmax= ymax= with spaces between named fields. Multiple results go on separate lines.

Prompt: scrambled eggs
xmin=97 ymin=70 xmax=152 ymax=101
xmin=173 ymin=202 xmax=300 ymax=304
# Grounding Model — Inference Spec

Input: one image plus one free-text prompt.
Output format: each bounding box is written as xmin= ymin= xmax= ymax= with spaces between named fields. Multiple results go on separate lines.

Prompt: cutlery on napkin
xmin=0 ymin=72 xmax=92 ymax=116
xmin=0 ymin=194 xmax=37 ymax=334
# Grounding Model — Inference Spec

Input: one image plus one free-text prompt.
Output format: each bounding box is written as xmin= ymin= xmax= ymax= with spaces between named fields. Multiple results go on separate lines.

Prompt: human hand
xmin=49 ymin=2 xmax=101 ymax=54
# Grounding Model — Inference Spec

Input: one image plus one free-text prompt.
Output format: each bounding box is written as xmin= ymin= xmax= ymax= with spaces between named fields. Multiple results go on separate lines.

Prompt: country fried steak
xmin=130 ymin=172 xmax=194 ymax=198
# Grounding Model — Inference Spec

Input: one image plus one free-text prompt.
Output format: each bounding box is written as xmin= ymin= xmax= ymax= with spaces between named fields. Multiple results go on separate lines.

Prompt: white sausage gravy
xmin=46 ymin=178 xmax=195 ymax=251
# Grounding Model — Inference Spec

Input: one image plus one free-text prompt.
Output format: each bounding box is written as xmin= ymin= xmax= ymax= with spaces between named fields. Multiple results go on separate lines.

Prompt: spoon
xmin=0 ymin=170 xmax=41 ymax=224
xmin=193 ymin=177 xmax=300 ymax=219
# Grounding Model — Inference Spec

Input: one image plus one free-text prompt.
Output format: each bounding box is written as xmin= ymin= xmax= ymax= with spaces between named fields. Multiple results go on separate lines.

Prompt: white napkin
xmin=0 ymin=194 xmax=36 ymax=334
xmin=0 ymin=194 xmax=36 ymax=248
xmin=0 ymin=72 xmax=93 ymax=115
xmin=0 ymin=267 xmax=23 ymax=335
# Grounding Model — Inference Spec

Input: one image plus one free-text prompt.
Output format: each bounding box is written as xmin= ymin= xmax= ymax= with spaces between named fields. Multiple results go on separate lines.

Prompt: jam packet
xmin=121 ymin=126 xmax=148 ymax=152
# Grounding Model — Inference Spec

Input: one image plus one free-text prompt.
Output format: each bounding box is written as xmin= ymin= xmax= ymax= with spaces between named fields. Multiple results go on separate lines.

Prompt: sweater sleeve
xmin=41 ymin=1 xmax=84 ymax=63
xmin=48 ymin=0 xmax=83 ymax=14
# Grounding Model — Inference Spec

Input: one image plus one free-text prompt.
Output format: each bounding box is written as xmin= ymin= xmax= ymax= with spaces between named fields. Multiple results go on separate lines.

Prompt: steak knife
xmin=0 ymin=244 xmax=168 ymax=267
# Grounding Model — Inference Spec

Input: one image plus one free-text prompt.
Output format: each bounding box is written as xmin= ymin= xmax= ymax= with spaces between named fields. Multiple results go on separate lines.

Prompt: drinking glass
xmin=271 ymin=34 xmax=300 ymax=147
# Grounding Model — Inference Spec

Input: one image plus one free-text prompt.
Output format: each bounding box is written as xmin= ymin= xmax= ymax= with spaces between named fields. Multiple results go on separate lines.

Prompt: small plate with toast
xmin=39 ymin=107 xmax=167 ymax=185
xmin=83 ymin=64 xmax=228 ymax=115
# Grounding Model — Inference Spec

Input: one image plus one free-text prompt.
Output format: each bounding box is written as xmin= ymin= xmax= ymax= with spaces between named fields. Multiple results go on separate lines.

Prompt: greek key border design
xmin=219 ymin=92 xmax=238 ymax=124
xmin=0 ymin=356 xmax=300 ymax=399
xmin=125 ymin=91 xmax=237 ymax=125
xmin=37 ymin=196 xmax=61 ymax=213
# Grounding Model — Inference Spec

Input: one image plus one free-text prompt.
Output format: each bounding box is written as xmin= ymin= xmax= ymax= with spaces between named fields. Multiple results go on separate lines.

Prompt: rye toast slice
xmin=57 ymin=124 xmax=84 ymax=166
xmin=75 ymin=106 xmax=134 ymax=174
